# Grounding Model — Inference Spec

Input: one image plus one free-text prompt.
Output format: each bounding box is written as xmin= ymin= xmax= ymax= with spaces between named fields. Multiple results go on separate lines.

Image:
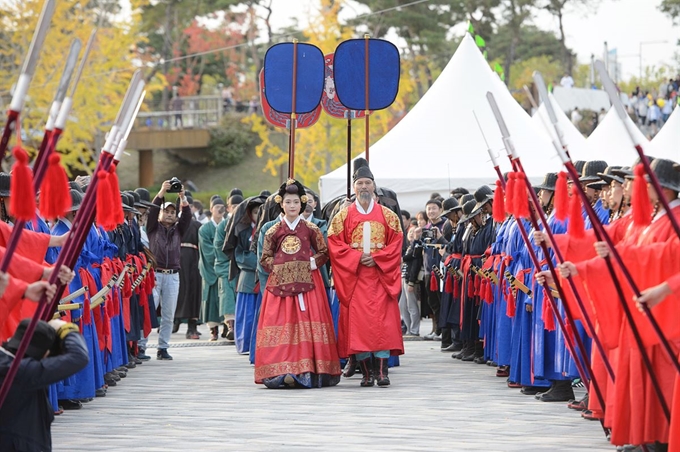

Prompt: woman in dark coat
xmin=174 ymin=196 xmax=203 ymax=338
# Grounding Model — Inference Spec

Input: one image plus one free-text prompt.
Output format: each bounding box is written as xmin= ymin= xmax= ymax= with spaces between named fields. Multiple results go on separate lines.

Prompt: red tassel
xmin=493 ymin=180 xmax=506 ymax=223
xmin=554 ymin=171 xmax=569 ymax=221
xmin=632 ymin=163 xmax=652 ymax=227
xmin=474 ymin=274 xmax=481 ymax=296
xmin=96 ymin=170 xmax=116 ymax=230
xmin=430 ymin=271 xmax=438 ymax=291
xmin=453 ymin=278 xmax=460 ymax=299
xmin=39 ymin=153 xmax=71 ymax=220
xmin=506 ymin=285 xmax=516 ymax=317
xmin=486 ymin=278 xmax=494 ymax=302
xmin=9 ymin=147 xmax=36 ymax=221
xmin=568 ymin=185 xmax=585 ymax=238
xmin=514 ymin=172 xmax=530 ymax=218
xmin=108 ymin=164 xmax=124 ymax=226
xmin=467 ymin=275 xmax=475 ymax=298
xmin=505 ymin=172 xmax=516 ymax=216
xmin=541 ymin=289 xmax=556 ymax=331
xmin=444 ymin=273 xmax=453 ymax=293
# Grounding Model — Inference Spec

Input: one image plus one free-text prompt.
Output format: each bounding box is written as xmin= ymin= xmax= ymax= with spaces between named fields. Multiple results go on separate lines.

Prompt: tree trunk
xmin=556 ymin=8 xmax=572 ymax=75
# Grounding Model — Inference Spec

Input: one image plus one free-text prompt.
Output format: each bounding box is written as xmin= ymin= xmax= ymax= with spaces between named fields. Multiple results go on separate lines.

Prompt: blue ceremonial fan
xmin=333 ymin=38 xmax=400 ymax=111
xmin=263 ymin=42 xmax=325 ymax=114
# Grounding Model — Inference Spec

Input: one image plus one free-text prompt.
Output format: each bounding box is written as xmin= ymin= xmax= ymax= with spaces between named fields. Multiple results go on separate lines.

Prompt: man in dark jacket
xmin=147 ymin=180 xmax=192 ymax=360
xmin=0 ymin=318 xmax=89 ymax=451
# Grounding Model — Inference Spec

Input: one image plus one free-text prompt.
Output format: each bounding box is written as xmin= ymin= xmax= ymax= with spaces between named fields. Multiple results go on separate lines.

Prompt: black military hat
xmin=259 ymin=190 xmax=272 ymax=197
xmin=441 ymin=197 xmax=460 ymax=215
xmin=211 ymin=197 xmax=225 ymax=209
xmin=122 ymin=192 xmax=141 ymax=215
xmin=352 ymin=157 xmax=374 ymax=182
xmin=126 ymin=190 xmax=146 ymax=209
xmin=471 ymin=185 xmax=493 ymax=213
xmin=0 ymin=172 xmax=9 ymax=197
xmin=134 ymin=188 xmax=156 ymax=208
xmin=69 ymin=189 xmax=83 ymax=212
xmin=5 ymin=319 xmax=56 ymax=360
xmin=648 ymin=158 xmax=680 ymax=192
xmin=579 ymin=160 xmax=609 ymax=183
xmin=535 ymin=173 xmax=558 ymax=191
xmin=68 ymin=181 xmax=83 ymax=193
xmin=460 ymin=199 xmax=481 ymax=223
xmin=674 ymin=162 xmax=679 ymax=172
xmin=609 ymin=166 xmax=630 ymax=183
xmin=459 ymin=193 xmax=474 ymax=206
xmin=574 ymin=161 xmax=587 ymax=177
xmin=450 ymin=187 xmax=469 ymax=199
xmin=229 ymin=188 xmax=243 ymax=198
xmin=596 ymin=166 xmax=623 ymax=185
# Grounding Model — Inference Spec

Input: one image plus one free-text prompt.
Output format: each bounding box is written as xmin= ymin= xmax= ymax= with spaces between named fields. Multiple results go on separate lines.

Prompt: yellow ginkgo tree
xmin=0 ymin=0 xmax=160 ymax=174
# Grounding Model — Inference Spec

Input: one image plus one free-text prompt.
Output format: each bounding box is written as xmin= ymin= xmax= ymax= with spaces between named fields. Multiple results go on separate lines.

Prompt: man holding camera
xmin=147 ymin=179 xmax=191 ymax=360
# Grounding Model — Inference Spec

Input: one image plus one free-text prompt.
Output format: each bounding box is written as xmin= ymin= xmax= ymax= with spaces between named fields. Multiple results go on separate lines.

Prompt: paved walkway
xmin=53 ymin=323 xmax=612 ymax=451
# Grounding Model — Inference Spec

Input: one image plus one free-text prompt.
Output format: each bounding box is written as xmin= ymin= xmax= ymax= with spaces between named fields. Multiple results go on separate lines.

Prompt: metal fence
xmin=134 ymin=95 xmax=260 ymax=130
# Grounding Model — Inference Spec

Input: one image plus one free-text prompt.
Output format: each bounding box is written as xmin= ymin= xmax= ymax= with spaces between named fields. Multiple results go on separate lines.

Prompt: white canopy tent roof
xmin=319 ymin=34 xmax=561 ymax=212
xmin=648 ymin=106 xmax=680 ymax=163
xmin=585 ymin=107 xmax=649 ymax=167
xmin=531 ymin=93 xmax=590 ymax=163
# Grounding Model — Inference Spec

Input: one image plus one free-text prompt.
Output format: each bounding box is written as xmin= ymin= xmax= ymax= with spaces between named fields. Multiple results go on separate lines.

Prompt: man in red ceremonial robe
xmin=328 ymin=162 xmax=404 ymax=387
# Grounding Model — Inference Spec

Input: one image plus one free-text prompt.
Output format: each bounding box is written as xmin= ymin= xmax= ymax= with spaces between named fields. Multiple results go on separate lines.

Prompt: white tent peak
xmin=649 ymin=106 xmax=680 ymax=163
xmin=586 ymin=107 xmax=649 ymax=167
xmin=319 ymin=33 xmax=559 ymax=212
xmin=532 ymin=93 xmax=590 ymax=162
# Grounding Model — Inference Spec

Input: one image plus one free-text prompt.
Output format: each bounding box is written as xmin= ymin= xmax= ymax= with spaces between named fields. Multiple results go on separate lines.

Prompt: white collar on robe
xmin=58 ymin=217 xmax=73 ymax=230
xmin=282 ymin=215 xmax=301 ymax=230
xmin=355 ymin=198 xmax=375 ymax=215
xmin=211 ymin=218 xmax=220 ymax=228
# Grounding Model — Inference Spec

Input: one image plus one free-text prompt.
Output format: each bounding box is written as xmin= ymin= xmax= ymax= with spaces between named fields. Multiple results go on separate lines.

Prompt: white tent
xmin=585 ymin=107 xmax=649 ymax=167
xmin=551 ymin=86 xmax=611 ymax=113
xmin=319 ymin=34 xmax=560 ymax=212
xmin=648 ymin=106 xmax=680 ymax=163
xmin=531 ymin=93 xmax=591 ymax=162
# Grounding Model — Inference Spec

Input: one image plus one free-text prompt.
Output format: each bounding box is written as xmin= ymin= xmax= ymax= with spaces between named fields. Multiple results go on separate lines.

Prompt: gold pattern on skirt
xmin=255 ymin=359 xmax=342 ymax=381
xmin=257 ymin=321 xmax=335 ymax=348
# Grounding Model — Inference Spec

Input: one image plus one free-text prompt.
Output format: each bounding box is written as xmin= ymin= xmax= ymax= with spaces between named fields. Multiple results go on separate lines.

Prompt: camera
xmin=421 ymin=228 xmax=435 ymax=244
xmin=167 ymin=177 xmax=183 ymax=194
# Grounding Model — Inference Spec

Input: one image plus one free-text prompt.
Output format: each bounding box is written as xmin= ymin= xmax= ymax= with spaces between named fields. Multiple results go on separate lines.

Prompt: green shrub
xmin=206 ymin=114 xmax=259 ymax=167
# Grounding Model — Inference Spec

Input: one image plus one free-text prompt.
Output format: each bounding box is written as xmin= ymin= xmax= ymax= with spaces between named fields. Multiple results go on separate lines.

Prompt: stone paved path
xmin=53 ymin=323 xmax=612 ymax=451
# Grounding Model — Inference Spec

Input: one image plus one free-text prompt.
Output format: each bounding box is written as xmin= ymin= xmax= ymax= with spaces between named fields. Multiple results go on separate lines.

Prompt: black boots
xmin=374 ymin=358 xmax=390 ymax=387
xmin=209 ymin=326 xmax=219 ymax=341
xmin=185 ymin=319 xmax=199 ymax=339
xmin=358 ymin=358 xmax=374 ymax=387
xmin=172 ymin=318 xmax=180 ymax=334
xmin=343 ymin=355 xmax=357 ymax=378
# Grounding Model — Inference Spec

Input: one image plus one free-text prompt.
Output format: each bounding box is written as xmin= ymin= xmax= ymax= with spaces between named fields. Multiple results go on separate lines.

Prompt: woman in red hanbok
xmin=254 ymin=180 xmax=341 ymax=389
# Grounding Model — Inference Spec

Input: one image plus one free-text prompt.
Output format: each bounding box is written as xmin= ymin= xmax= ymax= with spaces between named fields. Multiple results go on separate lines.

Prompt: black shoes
xmin=358 ymin=358 xmax=374 ymax=387
xmin=520 ymin=386 xmax=550 ymax=396
xmin=157 ymin=349 xmax=173 ymax=360
xmin=536 ymin=380 xmax=575 ymax=402
xmin=60 ymin=399 xmax=83 ymax=410
xmin=95 ymin=388 xmax=107 ymax=397
xmin=473 ymin=356 xmax=487 ymax=365
xmin=172 ymin=318 xmax=181 ymax=334
xmin=440 ymin=343 xmax=461 ymax=352
xmin=137 ymin=349 xmax=151 ymax=361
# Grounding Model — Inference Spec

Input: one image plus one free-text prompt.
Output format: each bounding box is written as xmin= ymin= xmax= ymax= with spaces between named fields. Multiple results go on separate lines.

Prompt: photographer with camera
xmin=146 ymin=178 xmax=191 ymax=360
xmin=417 ymin=199 xmax=448 ymax=344
xmin=0 ymin=318 xmax=89 ymax=451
